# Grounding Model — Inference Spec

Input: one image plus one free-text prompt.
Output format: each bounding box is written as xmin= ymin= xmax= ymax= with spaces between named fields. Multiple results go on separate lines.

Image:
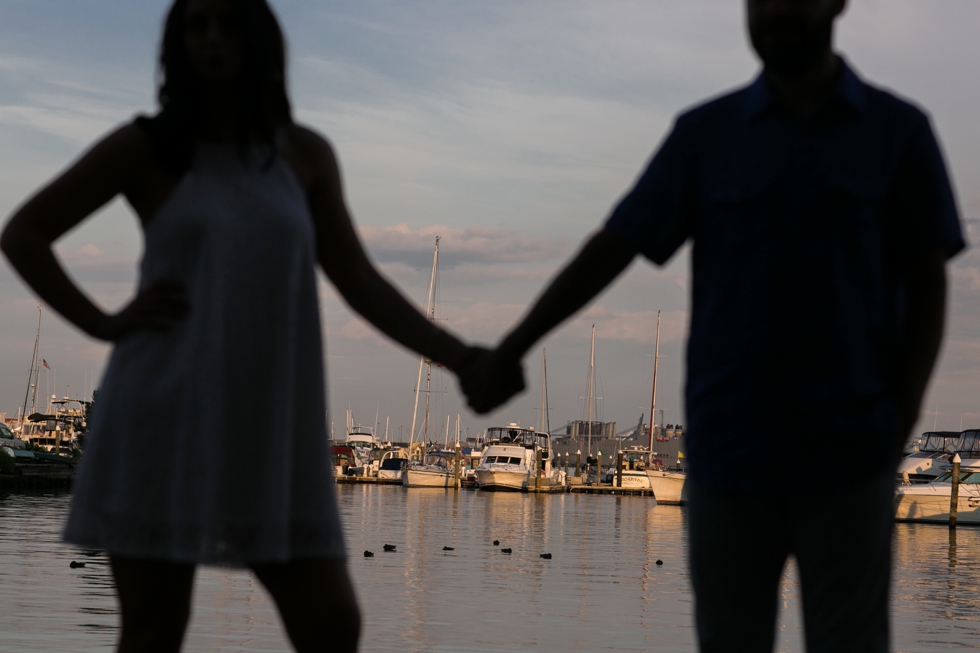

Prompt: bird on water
xmin=540 ymin=553 xmax=552 ymax=560
xmin=501 ymin=548 xmax=512 ymax=554
xmin=69 ymin=561 xmax=86 ymax=569
xmin=383 ymin=544 xmax=397 ymax=552
xmin=363 ymin=551 xmax=374 ymax=557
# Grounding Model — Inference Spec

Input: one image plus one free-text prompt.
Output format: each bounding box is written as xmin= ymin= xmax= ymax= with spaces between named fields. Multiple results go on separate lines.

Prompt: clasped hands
xmin=451 ymin=344 xmax=527 ymax=415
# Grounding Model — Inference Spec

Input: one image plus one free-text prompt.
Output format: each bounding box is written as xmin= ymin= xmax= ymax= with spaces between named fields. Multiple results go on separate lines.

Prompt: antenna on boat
xmin=648 ymin=310 xmax=660 ymax=452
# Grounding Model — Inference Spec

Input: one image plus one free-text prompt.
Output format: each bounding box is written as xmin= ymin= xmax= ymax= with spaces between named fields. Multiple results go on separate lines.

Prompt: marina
xmin=3 ymin=485 xmax=980 ymax=652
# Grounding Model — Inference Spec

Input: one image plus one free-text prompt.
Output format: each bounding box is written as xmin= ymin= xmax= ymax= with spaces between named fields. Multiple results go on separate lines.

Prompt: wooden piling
xmin=576 ymin=450 xmax=582 ymax=479
xmin=535 ymin=449 xmax=543 ymax=491
xmin=454 ymin=443 xmax=462 ymax=490
xmin=597 ymin=451 xmax=603 ymax=485
xmin=950 ymin=453 xmax=961 ymax=528
xmin=616 ymin=451 xmax=624 ymax=488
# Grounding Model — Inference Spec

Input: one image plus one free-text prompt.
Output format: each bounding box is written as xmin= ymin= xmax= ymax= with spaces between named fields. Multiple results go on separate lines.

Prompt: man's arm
xmin=463 ymin=228 xmax=637 ymax=413
xmin=895 ymin=249 xmax=947 ymax=459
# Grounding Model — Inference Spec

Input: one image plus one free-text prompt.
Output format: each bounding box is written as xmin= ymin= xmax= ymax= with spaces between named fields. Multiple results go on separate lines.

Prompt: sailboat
xmin=403 ymin=237 xmax=459 ymax=488
xmin=642 ymin=310 xmax=688 ymax=505
xmin=403 ymin=415 xmax=461 ymax=488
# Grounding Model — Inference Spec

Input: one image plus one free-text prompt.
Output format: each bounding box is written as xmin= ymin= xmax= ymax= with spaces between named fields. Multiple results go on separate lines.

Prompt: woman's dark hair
xmin=138 ymin=0 xmax=293 ymax=174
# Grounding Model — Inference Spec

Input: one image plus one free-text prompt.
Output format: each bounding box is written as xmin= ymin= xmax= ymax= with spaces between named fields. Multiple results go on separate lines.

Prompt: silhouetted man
xmin=463 ymin=1 xmax=964 ymax=651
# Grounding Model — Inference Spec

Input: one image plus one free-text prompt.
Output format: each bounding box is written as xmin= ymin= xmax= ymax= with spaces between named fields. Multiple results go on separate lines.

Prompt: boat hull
xmin=611 ymin=470 xmax=653 ymax=490
xmin=403 ymin=468 xmax=455 ymax=488
xmin=894 ymin=483 xmax=980 ymax=523
xmin=646 ymin=471 xmax=688 ymax=505
xmin=475 ymin=469 xmax=527 ymax=491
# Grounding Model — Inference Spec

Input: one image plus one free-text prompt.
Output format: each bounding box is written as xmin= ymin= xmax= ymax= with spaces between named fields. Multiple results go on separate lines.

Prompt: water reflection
xmin=3 ymin=488 xmax=980 ymax=651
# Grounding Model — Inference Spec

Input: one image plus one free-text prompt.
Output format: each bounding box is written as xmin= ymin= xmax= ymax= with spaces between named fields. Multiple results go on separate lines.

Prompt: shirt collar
xmin=742 ymin=57 xmax=866 ymax=121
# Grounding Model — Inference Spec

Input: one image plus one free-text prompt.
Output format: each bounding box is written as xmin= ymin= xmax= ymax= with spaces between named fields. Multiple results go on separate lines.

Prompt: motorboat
xmin=646 ymin=469 xmax=688 ymax=505
xmin=896 ymin=431 xmax=961 ymax=482
xmin=403 ymin=451 xmax=457 ymax=488
xmin=377 ymin=453 xmax=408 ymax=483
xmin=474 ymin=424 xmax=563 ymax=491
xmin=894 ymin=463 xmax=980 ymax=524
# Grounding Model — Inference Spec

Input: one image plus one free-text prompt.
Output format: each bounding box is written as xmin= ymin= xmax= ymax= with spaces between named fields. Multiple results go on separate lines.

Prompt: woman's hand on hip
xmin=92 ymin=281 xmax=189 ymax=341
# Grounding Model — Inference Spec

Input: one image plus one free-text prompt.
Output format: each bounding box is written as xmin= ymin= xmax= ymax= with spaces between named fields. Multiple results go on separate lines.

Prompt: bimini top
xmin=486 ymin=426 xmax=547 ymax=448
xmin=920 ymin=431 xmax=962 ymax=453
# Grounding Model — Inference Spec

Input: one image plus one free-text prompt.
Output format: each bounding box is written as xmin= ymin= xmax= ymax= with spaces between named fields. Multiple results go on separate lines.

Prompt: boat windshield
xmin=0 ymin=424 xmax=13 ymax=440
xmin=485 ymin=456 xmax=523 ymax=465
xmin=933 ymin=470 xmax=980 ymax=483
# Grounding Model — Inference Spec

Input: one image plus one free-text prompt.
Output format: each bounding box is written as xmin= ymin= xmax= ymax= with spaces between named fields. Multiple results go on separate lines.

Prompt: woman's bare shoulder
xmin=280 ymin=123 xmax=341 ymax=190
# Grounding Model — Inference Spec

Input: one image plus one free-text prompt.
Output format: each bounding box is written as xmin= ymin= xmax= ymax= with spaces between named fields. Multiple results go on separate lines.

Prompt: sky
xmin=0 ymin=1 xmax=978 ymax=442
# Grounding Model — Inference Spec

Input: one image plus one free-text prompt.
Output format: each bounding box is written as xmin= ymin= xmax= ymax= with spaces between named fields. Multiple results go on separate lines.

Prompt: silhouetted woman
xmin=0 ymin=1 xmax=475 ymax=651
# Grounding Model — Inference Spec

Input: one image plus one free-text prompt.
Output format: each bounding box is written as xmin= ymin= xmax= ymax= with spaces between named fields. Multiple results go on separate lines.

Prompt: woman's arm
xmin=1 ymin=124 xmax=188 ymax=340
xmin=289 ymin=126 xmax=473 ymax=371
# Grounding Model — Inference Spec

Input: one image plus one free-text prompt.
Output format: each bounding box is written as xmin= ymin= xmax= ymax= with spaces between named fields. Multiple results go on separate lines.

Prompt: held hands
xmin=89 ymin=280 xmax=189 ymax=341
xmin=454 ymin=345 xmax=526 ymax=415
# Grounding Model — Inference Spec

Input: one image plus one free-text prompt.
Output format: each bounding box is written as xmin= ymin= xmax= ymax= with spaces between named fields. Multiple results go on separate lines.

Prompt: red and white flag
xmin=42 ymin=359 xmax=50 ymax=370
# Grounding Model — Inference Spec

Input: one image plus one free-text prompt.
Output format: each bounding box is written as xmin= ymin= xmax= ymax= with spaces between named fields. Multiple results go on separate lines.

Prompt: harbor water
xmin=1 ymin=485 xmax=979 ymax=652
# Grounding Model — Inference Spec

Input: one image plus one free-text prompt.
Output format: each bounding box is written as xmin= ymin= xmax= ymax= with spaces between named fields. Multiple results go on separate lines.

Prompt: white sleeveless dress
xmin=64 ymin=139 xmax=346 ymax=566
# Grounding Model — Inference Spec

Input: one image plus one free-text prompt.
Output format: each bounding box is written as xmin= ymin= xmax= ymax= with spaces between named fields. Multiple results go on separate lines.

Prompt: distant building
xmin=566 ymin=420 xmax=617 ymax=440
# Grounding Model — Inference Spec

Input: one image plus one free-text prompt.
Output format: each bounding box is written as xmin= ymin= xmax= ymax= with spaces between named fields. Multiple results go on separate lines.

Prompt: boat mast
xmin=409 ymin=237 xmax=440 ymax=454
xmin=586 ymin=324 xmax=595 ymax=457
xmin=19 ymin=307 xmax=41 ymax=427
xmin=540 ymin=349 xmax=549 ymax=434
xmin=648 ymin=310 xmax=661 ymax=452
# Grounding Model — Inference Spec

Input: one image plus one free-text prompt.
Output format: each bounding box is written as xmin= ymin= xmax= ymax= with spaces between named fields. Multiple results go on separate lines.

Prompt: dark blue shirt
xmin=605 ymin=61 xmax=964 ymax=492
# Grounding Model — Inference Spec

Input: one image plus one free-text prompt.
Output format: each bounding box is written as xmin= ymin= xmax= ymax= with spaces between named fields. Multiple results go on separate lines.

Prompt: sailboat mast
xmin=586 ymin=324 xmax=595 ymax=457
xmin=539 ymin=349 xmax=548 ymax=434
xmin=20 ymin=307 xmax=41 ymax=425
xmin=409 ymin=237 xmax=441 ymax=451
xmin=648 ymin=310 xmax=661 ymax=452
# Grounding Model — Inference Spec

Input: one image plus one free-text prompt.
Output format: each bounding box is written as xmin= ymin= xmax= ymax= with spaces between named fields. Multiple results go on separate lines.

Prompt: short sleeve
xmin=604 ymin=116 xmax=697 ymax=265
xmin=890 ymin=111 xmax=965 ymax=261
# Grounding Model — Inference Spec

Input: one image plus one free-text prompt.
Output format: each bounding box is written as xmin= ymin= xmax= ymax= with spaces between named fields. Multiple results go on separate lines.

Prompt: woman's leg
xmin=110 ymin=556 xmax=196 ymax=653
xmin=251 ymin=558 xmax=361 ymax=653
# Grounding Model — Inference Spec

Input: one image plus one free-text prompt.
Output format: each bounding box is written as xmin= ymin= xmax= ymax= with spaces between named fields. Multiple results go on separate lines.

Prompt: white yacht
xmin=474 ymin=424 xmax=561 ymax=491
xmin=896 ymin=431 xmax=961 ymax=482
xmin=895 ymin=462 xmax=980 ymax=524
